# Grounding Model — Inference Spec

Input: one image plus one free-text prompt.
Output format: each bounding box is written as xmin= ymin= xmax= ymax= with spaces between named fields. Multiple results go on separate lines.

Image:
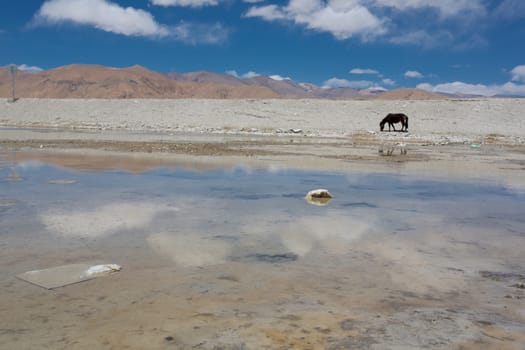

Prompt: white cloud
xmin=171 ymin=22 xmax=229 ymax=45
xmin=350 ymin=68 xmax=379 ymax=75
xmin=225 ymin=70 xmax=239 ymax=78
xmin=150 ymin=0 xmax=219 ymax=7
xmin=245 ymin=0 xmax=386 ymax=40
xmin=417 ymin=81 xmax=525 ymax=97
xmin=499 ymin=82 xmax=525 ymax=96
xmin=405 ymin=70 xmax=423 ymax=78
xmin=244 ymin=5 xmax=288 ymax=21
xmin=18 ymin=64 xmax=44 ymax=73
xmin=228 ymin=70 xmax=289 ymax=80
xmin=269 ymin=74 xmax=291 ymax=81
xmin=372 ymin=0 xmax=485 ymax=18
xmin=366 ymin=85 xmax=387 ymax=92
xmin=241 ymin=71 xmax=260 ymax=79
xmin=323 ymin=78 xmax=377 ymax=89
xmin=243 ymin=0 xmax=491 ymax=48
xmin=511 ymin=65 xmax=525 ymax=83
xmin=390 ymin=30 xmax=456 ymax=49
xmin=227 ymin=70 xmax=263 ymax=79
xmin=35 ymin=0 xmax=170 ymax=37
xmin=322 ymin=78 xmax=354 ymax=88
xmin=33 ymin=0 xmax=229 ymax=44
xmin=418 ymin=66 xmax=525 ymax=96
xmin=391 ymin=29 xmax=486 ymax=50
xmin=382 ymin=78 xmax=395 ymax=86
xmin=378 ymin=1 xmax=487 ymax=49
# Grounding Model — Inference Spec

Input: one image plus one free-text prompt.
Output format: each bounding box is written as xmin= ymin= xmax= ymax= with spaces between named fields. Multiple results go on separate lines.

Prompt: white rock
xmin=305 ymin=189 xmax=333 ymax=206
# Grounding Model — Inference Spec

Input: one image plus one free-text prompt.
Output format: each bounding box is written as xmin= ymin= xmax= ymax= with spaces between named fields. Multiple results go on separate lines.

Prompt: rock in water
xmin=305 ymin=189 xmax=333 ymax=206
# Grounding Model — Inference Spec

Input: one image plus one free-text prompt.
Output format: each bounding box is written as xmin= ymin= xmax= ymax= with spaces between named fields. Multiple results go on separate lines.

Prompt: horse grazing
xmin=380 ymin=113 xmax=408 ymax=132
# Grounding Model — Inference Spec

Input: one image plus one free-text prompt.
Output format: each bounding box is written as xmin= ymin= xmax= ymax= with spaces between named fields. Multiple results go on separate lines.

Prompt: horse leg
xmin=401 ymin=118 xmax=408 ymax=131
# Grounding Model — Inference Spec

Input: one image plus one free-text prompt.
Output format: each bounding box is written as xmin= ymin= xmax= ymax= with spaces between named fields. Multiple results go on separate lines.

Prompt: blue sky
xmin=2 ymin=0 xmax=525 ymax=95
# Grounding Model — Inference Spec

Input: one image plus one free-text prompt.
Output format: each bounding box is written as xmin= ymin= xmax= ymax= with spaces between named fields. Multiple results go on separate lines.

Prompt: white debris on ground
xmin=83 ymin=264 xmax=121 ymax=277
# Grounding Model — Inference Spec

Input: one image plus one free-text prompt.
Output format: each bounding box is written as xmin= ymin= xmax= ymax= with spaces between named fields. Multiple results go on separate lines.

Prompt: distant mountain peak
xmin=1 ymin=64 xmax=452 ymax=100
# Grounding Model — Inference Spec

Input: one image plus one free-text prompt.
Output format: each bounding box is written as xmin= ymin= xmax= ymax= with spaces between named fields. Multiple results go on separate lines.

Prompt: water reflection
xmin=2 ymin=154 xmax=525 ymax=349
xmin=148 ymin=233 xmax=230 ymax=266
xmin=280 ymin=213 xmax=371 ymax=256
xmin=0 ymin=156 xmax=525 ymax=276
xmin=40 ymin=202 xmax=178 ymax=238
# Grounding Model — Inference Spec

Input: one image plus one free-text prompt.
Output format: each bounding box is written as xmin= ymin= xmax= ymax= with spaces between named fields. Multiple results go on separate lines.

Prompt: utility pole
xmin=8 ymin=64 xmax=17 ymax=102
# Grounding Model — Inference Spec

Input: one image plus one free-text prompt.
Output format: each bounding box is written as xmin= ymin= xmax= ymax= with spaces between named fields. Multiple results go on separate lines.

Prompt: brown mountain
xmin=166 ymin=70 xmax=247 ymax=86
xmin=167 ymin=71 xmax=313 ymax=97
xmin=167 ymin=72 xmax=361 ymax=99
xmin=0 ymin=64 xmax=279 ymax=99
xmin=374 ymin=88 xmax=447 ymax=100
xmin=243 ymin=75 xmax=312 ymax=98
xmin=1 ymin=64 xmax=450 ymax=99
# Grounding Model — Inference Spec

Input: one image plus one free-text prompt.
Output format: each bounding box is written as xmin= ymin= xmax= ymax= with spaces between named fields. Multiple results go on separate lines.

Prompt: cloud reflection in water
xmin=147 ymin=232 xmax=230 ymax=267
xmin=40 ymin=202 xmax=178 ymax=238
xmin=280 ymin=213 xmax=372 ymax=256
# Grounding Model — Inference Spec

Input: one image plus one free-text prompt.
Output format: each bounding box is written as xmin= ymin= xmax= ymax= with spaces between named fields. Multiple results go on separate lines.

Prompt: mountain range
xmin=0 ymin=64 xmax=447 ymax=100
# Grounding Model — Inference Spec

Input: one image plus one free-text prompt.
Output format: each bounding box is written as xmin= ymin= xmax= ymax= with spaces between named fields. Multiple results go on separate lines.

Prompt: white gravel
xmin=1 ymin=98 xmax=524 ymax=143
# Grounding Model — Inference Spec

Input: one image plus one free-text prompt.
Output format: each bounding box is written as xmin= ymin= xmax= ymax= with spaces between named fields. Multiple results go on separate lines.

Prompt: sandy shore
xmin=1 ymin=98 xmax=524 ymax=186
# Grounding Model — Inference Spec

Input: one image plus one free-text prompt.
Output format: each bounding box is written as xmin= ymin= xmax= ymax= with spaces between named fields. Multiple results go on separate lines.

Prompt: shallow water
xmin=1 ymin=153 xmax=524 ymax=349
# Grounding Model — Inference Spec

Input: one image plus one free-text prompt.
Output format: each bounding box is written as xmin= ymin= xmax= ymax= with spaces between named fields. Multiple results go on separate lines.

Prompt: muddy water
xmin=1 ymin=154 xmax=524 ymax=349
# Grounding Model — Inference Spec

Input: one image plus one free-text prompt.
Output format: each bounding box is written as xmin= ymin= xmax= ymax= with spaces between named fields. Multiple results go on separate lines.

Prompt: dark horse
xmin=380 ymin=113 xmax=408 ymax=132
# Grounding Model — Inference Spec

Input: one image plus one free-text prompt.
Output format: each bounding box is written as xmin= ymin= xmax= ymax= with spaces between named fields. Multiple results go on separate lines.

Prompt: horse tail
xmin=405 ymin=116 xmax=408 ymax=130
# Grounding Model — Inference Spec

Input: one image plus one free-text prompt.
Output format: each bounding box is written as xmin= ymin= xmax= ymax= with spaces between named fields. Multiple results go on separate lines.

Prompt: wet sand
xmin=1 ymin=97 xmax=525 ymax=187
xmin=1 ymin=98 xmax=525 ymax=349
